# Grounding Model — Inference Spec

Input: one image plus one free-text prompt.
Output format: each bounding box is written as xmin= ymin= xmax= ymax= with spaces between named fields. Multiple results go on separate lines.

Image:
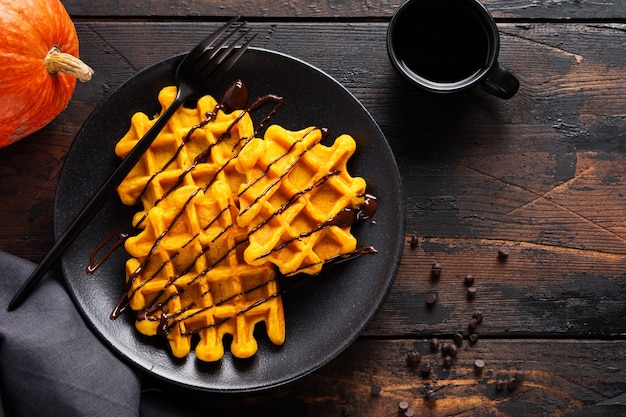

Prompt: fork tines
xmin=196 ymin=24 xmax=254 ymax=74
xmin=189 ymin=17 xmax=257 ymax=83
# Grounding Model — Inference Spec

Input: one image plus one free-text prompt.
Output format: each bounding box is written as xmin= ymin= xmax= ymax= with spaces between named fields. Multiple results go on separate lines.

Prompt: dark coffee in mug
xmin=387 ymin=0 xmax=518 ymax=98
xmin=391 ymin=0 xmax=491 ymax=83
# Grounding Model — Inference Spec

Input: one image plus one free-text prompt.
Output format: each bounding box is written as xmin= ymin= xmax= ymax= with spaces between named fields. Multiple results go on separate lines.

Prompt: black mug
xmin=387 ymin=0 xmax=519 ymax=99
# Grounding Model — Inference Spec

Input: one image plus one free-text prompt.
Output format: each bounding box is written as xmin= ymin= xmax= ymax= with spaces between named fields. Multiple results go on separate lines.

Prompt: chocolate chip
xmin=425 ymin=293 xmax=437 ymax=305
xmin=453 ymin=333 xmax=464 ymax=346
xmin=496 ymin=379 xmax=505 ymax=391
xmin=441 ymin=342 xmax=457 ymax=357
xmin=431 ymin=262 xmax=442 ymax=278
xmin=443 ymin=355 xmax=454 ymax=368
xmin=468 ymin=333 xmax=479 ymax=344
xmin=424 ymin=389 xmax=436 ymax=400
xmin=409 ymin=235 xmax=419 ymax=248
xmin=468 ymin=318 xmax=479 ymax=331
xmin=464 ymin=274 xmax=475 ymax=286
xmin=467 ymin=286 xmax=477 ymax=299
xmin=429 ymin=338 xmax=440 ymax=351
xmin=472 ymin=310 xmax=484 ymax=324
xmin=370 ymin=384 xmax=382 ymax=396
xmin=420 ymin=362 xmax=432 ymax=376
xmin=508 ymin=378 xmax=519 ymax=390
xmin=405 ymin=350 xmax=421 ymax=366
xmin=498 ymin=246 xmax=509 ymax=259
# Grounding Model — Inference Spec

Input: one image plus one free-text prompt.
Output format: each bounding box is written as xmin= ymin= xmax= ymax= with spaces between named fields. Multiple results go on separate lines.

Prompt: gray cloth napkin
xmin=0 ymin=251 xmax=141 ymax=417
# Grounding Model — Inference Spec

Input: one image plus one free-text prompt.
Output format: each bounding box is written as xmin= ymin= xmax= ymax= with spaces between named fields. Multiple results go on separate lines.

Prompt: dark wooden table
xmin=2 ymin=1 xmax=625 ymax=416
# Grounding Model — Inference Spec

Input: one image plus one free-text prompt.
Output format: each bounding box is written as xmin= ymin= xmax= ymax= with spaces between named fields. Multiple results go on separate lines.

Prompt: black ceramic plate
xmin=55 ymin=48 xmax=404 ymax=392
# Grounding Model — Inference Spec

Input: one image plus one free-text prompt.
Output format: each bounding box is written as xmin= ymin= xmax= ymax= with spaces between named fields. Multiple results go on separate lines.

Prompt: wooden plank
xmin=368 ymin=238 xmax=626 ymax=337
xmin=62 ymin=0 xmax=626 ymax=20
xmin=367 ymin=21 xmax=626 ymax=338
xmin=143 ymin=338 xmax=626 ymax=416
xmin=1 ymin=22 xmax=625 ymax=338
xmin=63 ymin=0 xmax=404 ymax=19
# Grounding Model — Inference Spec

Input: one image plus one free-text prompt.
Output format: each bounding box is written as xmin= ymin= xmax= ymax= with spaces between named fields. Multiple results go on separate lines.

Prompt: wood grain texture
xmin=143 ymin=338 xmax=626 ymax=417
xmin=1 ymin=18 xmax=625 ymax=415
xmin=1 ymin=22 xmax=624 ymax=334
xmin=0 ymin=23 xmax=626 ymax=337
xmin=61 ymin=0 xmax=626 ymax=20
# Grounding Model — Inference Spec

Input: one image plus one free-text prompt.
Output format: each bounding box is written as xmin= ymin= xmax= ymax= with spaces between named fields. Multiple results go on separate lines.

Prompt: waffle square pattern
xmin=236 ymin=125 xmax=367 ymax=276
xmin=114 ymin=85 xmax=372 ymax=362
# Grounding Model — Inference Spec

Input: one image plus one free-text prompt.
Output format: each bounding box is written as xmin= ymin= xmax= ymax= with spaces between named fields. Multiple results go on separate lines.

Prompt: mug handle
xmin=480 ymin=62 xmax=519 ymax=99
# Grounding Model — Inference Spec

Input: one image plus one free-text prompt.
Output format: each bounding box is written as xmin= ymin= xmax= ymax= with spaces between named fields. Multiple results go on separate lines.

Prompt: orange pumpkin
xmin=0 ymin=0 xmax=93 ymax=148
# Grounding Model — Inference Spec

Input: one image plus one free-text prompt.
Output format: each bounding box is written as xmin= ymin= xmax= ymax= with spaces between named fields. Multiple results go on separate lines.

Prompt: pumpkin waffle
xmin=113 ymin=84 xmax=374 ymax=362
xmin=115 ymin=86 xmax=252 ymax=225
xmin=115 ymin=86 xmax=284 ymax=361
xmin=235 ymin=124 xmax=369 ymax=276
xmin=123 ymin=182 xmax=284 ymax=361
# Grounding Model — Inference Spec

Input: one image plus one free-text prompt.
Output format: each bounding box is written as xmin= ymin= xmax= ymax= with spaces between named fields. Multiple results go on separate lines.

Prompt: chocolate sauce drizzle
xmin=254 ymin=194 xmax=378 ymax=265
xmin=146 ymin=277 xmax=281 ymax=337
xmin=94 ymin=80 xmax=378 ymax=332
xmin=87 ymin=215 xmax=130 ymax=274
xmin=238 ymin=126 xmax=325 ymax=218
xmin=88 ymin=81 xmax=284 ymax=273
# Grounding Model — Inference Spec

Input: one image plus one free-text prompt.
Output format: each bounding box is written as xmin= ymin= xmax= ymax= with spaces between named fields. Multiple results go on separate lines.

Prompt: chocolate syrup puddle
xmin=221 ymin=79 xmax=248 ymax=112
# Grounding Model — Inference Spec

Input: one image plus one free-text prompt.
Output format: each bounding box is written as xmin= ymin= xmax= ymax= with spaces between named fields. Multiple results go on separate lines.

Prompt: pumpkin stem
xmin=44 ymin=46 xmax=94 ymax=82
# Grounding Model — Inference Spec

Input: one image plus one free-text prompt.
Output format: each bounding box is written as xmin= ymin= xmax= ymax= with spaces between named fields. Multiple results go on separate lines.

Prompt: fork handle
xmin=8 ymin=95 xmax=185 ymax=311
